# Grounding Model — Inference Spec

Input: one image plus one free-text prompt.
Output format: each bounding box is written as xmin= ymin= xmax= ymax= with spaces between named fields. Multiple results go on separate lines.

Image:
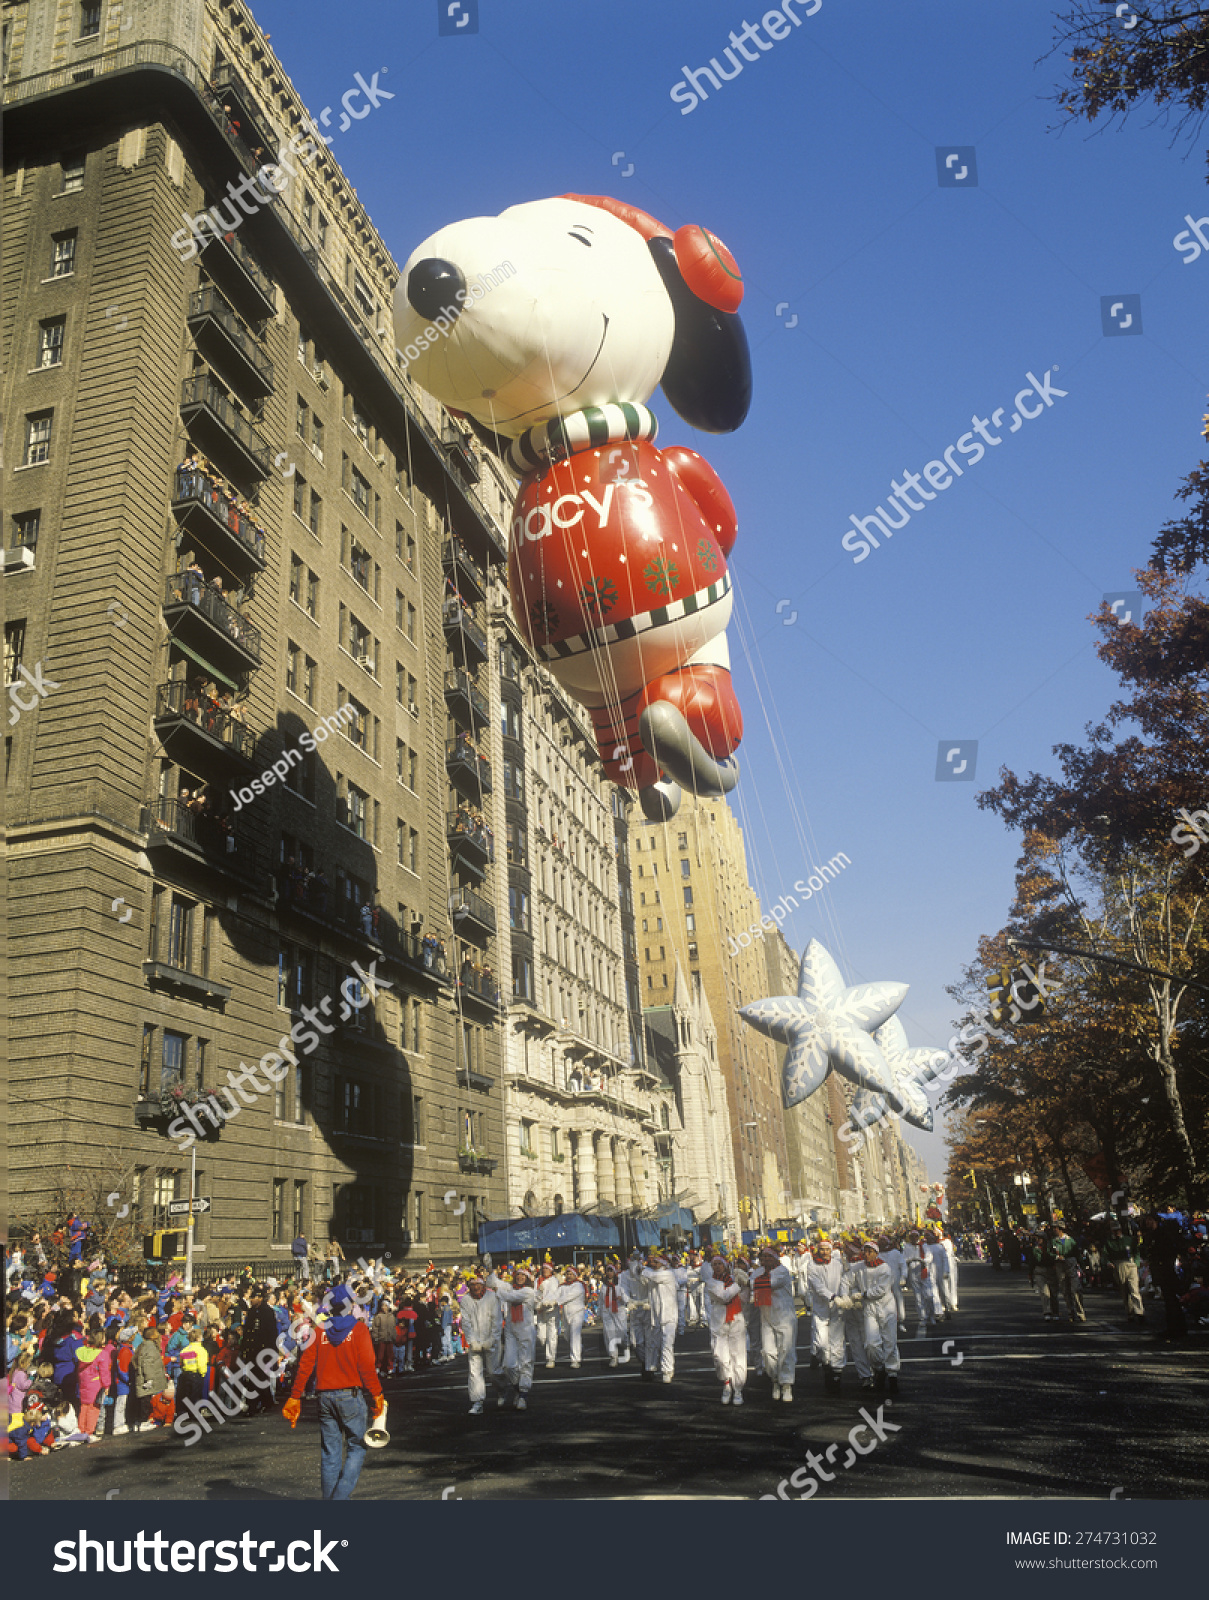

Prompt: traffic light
xmin=986 ymin=967 xmax=1013 ymax=1025
xmin=1010 ymin=965 xmax=1046 ymax=1019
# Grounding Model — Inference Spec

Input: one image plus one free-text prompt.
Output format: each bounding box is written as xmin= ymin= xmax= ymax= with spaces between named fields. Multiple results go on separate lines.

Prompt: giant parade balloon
xmin=393 ymin=195 xmax=752 ymax=821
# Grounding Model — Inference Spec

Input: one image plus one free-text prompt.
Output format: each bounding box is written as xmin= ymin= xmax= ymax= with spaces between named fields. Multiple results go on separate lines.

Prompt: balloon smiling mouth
xmin=484 ymin=313 xmax=610 ymax=427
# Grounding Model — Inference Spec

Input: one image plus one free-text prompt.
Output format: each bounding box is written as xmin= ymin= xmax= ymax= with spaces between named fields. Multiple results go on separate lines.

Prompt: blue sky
xmin=251 ymin=0 xmax=1209 ymax=1177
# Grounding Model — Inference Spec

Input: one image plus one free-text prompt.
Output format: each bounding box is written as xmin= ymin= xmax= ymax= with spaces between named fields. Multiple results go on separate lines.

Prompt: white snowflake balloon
xmin=740 ymin=940 xmax=907 ymax=1110
xmin=849 ymin=1016 xmax=946 ymax=1134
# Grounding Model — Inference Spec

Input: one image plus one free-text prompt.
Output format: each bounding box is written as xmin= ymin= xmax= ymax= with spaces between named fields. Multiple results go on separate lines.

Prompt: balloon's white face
xmin=393 ymin=198 xmax=674 ymax=438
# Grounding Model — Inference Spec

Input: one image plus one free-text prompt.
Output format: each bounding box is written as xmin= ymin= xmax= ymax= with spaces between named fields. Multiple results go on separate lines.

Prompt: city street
xmin=14 ymin=1265 xmax=1206 ymax=1502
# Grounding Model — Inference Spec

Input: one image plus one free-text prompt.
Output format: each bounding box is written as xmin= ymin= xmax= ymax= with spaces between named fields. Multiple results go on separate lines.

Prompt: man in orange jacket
xmin=283 ymin=1286 xmax=384 ymax=1500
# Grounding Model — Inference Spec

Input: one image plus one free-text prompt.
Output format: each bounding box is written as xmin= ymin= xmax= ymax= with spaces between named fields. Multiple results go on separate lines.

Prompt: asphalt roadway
xmin=12 ymin=1263 xmax=1207 ymax=1502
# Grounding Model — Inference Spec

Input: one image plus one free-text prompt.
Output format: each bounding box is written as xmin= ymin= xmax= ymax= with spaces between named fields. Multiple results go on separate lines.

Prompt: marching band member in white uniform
xmin=618 ymin=1252 xmax=648 ymax=1372
xmin=486 ymin=1267 xmax=536 ymax=1410
xmin=752 ymin=1246 xmax=797 ymax=1403
xmin=853 ymin=1241 xmax=900 ymax=1395
xmin=599 ymin=1264 xmax=630 ymax=1366
xmin=805 ymin=1240 xmax=845 ymax=1394
xmin=643 ymin=1253 xmax=680 ymax=1383
xmin=838 ymin=1244 xmax=873 ymax=1390
xmin=703 ymin=1255 xmax=749 ymax=1405
xmin=558 ymin=1266 xmax=586 ymax=1368
xmin=459 ymin=1274 xmax=502 ymax=1414
xmin=534 ymin=1263 xmax=561 ymax=1368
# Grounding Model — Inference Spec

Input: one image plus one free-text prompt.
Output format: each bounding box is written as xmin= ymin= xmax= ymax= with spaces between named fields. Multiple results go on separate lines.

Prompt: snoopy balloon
xmin=393 ymin=194 xmax=752 ymax=821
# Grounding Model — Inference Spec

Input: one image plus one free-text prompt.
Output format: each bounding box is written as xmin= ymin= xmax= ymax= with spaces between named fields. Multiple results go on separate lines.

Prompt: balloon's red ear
xmin=561 ymin=193 xmax=751 ymax=434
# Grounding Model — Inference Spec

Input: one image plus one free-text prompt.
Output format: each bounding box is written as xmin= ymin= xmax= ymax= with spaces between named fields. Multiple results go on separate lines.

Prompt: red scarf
xmin=723 ymin=1277 xmax=743 ymax=1323
xmin=604 ymin=1286 xmax=619 ymax=1313
xmin=510 ymin=1301 xmax=525 ymax=1323
xmin=753 ymin=1272 xmax=772 ymax=1307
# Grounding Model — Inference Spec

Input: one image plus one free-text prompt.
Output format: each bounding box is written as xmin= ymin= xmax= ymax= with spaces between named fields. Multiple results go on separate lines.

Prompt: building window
xmin=306 ymin=570 xmax=319 ymax=619
xmin=345 ymin=694 xmax=368 ymax=749
xmin=688 ymin=941 xmax=699 ymax=961
xmin=60 ymin=156 xmax=85 ymax=193
xmin=139 ymin=1023 xmax=155 ymax=1096
xmin=512 ymin=952 xmax=533 ymax=1001
xmin=167 ymin=896 xmax=194 ymax=969
xmin=353 ymin=271 xmax=376 ymax=319
xmin=408 ymin=827 xmax=419 ymax=874
xmin=350 ymin=540 xmax=372 ymax=591
xmin=680 ymin=858 xmax=691 ymax=878
xmin=38 ymin=319 xmax=65 ymax=369
xmin=685 ymin=912 xmax=696 ymax=933
xmin=286 ymin=641 xmax=300 ymax=693
xmin=289 ymin=553 xmax=302 ymax=605
xmin=677 ymin=831 xmax=688 ymax=848
xmin=292 ymin=473 xmax=307 ymax=521
xmin=51 ymin=231 xmax=77 ymax=278
xmin=683 ymin=886 xmax=693 ymax=907
xmin=405 ymin=601 xmax=417 ymax=643
xmin=79 ymin=3 xmax=101 ymax=39
xmin=24 ymin=413 xmax=52 ymax=466
xmin=11 ymin=511 xmax=40 ymax=552
xmin=303 ymin=655 xmax=317 ymax=706
xmin=347 ymin=783 xmax=368 ymax=839
xmin=309 ymin=489 xmax=322 ymax=537
xmin=161 ymin=1030 xmax=187 ymax=1092
xmin=349 ymin=617 xmax=373 ymax=671
xmin=351 ymin=468 xmax=370 ymax=517
xmin=411 ymin=1094 xmax=424 ymax=1143
xmin=296 ymin=395 xmax=307 ymax=437
xmin=311 ymin=413 xmax=324 ymax=460
xmin=293 ymin=1180 xmax=307 ymax=1239
xmin=272 ymin=1178 xmax=287 ymax=1243
xmin=317 ymin=211 xmax=328 ymax=250
xmin=407 ymin=673 xmax=418 ymax=715
xmin=413 ymin=1191 xmax=425 ymax=1241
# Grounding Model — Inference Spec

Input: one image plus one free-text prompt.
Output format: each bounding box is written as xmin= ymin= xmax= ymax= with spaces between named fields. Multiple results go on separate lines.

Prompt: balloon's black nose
xmin=407 ymin=258 xmax=466 ymax=321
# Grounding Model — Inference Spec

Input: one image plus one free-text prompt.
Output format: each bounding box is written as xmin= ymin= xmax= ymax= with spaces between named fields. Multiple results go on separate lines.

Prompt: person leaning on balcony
xmin=184 ymin=560 xmax=205 ymax=606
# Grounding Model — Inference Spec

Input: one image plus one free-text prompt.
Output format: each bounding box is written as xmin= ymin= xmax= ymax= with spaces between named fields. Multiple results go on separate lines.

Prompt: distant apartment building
xmin=2 ymin=0 xmax=524 ymax=1264
xmin=632 ymin=794 xmax=793 ymax=1231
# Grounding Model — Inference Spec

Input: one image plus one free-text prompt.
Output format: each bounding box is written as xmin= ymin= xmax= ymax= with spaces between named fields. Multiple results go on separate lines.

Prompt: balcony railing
xmin=172 ymin=465 xmax=267 ymax=569
xmin=164 ymin=572 xmax=262 ymax=664
xmin=202 ymin=224 xmax=276 ymax=319
xmin=442 ymin=536 xmax=486 ymax=600
xmin=444 ymin=669 xmax=489 ymax=729
xmin=144 ymin=795 xmax=258 ymax=881
xmin=154 ymin=680 xmax=258 ymax=760
xmin=446 ymin=737 xmax=493 ymax=795
xmin=187 ymin=285 xmax=274 ymax=396
xmin=457 ymin=959 xmax=500 ymax=1002
xmin=448 ymin=808 xmax=494 ymax=864
xmin=442 ymin=597 xmax=488 ymax=661
xmin=450 ymin=884 xmax=496 ymax=940
xmin=209 ymin=61 xmax=278 ymax=156
xmin=457 ymin=1151 xmax=498 ymax=1175
xmin=180 ymin=374 xmax=272 ymax=480
xmin=443 ymin=422 xmax=481 ymax=483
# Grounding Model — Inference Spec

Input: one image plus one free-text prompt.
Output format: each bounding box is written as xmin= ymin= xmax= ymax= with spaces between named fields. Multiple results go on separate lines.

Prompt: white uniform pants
xmin=760 ymin=1312 xmax=797 ymax=1386
xmin=862 ymin=1294 xmax=900 ymax=1375
xmin=908 ymin=1269 xmax=938 ymax=1335
xmin=646 ymin=1315 xmax=676 ymax=1376
xmin=676 ymin=1286 xmax=688 ymax=1334
xmin=812 ymin=1304 xmax=845 ymax=1370
xmin=565 ymin=1311 xmax=583 ymax=1364
xmin=501 ymin=1324 xmax=535 ymax=1393
xmin=891 ymin=1281 xmax=907 ymax=1327
xmin=843 ymin=1306 xmax=871 ymax=1379
xmin=467 ymin=1340 xmax=502 ymax=1403
xmin=629 ymin=1308 xmax=648 ymax=1361
xmin=601 ymin=1307 xmax=629 ymax=1357
xmin=711 ymin=1318 xmax=748 ymax=1391
xmin=536 ymin=1310 xmax=559 ymax=1364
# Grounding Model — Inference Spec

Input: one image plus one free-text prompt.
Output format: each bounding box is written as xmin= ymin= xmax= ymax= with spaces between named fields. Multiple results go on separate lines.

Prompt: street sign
xmin=1022 ymin=1203 xmax=1038 ymax=1215
xmin=167 ymin=1196 xmax=211 ymax=1216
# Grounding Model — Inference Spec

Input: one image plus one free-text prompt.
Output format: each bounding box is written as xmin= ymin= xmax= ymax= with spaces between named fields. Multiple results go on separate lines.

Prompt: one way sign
xmin=167 ymin=1196 xmax=211 ymax=1216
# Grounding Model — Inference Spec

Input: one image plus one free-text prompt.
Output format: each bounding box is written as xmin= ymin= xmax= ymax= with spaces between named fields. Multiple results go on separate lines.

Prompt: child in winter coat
xmin=75 ymin=1328 xmax=113 ymax=1444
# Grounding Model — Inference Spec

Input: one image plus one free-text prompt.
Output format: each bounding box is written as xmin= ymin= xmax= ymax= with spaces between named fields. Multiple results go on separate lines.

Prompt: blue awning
xmin=478 ymin=1213 xmax=620 ymax=1255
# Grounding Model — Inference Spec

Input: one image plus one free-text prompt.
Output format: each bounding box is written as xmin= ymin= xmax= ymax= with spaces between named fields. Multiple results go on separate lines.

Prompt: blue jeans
xmin=318 ymin=1390 xmax=368 ymax=1500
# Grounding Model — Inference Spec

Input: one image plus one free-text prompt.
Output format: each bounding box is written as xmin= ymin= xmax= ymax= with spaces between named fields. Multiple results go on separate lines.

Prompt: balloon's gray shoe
xmin=639 ymin=779 xmax=682 ymax=823
xmin=638 ymin=701 xmax=739 ymax=798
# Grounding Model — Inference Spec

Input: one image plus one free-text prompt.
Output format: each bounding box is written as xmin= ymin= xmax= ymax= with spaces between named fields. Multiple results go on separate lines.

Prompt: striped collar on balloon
xmin=507 ymin=403 xmax=658 ymax=475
